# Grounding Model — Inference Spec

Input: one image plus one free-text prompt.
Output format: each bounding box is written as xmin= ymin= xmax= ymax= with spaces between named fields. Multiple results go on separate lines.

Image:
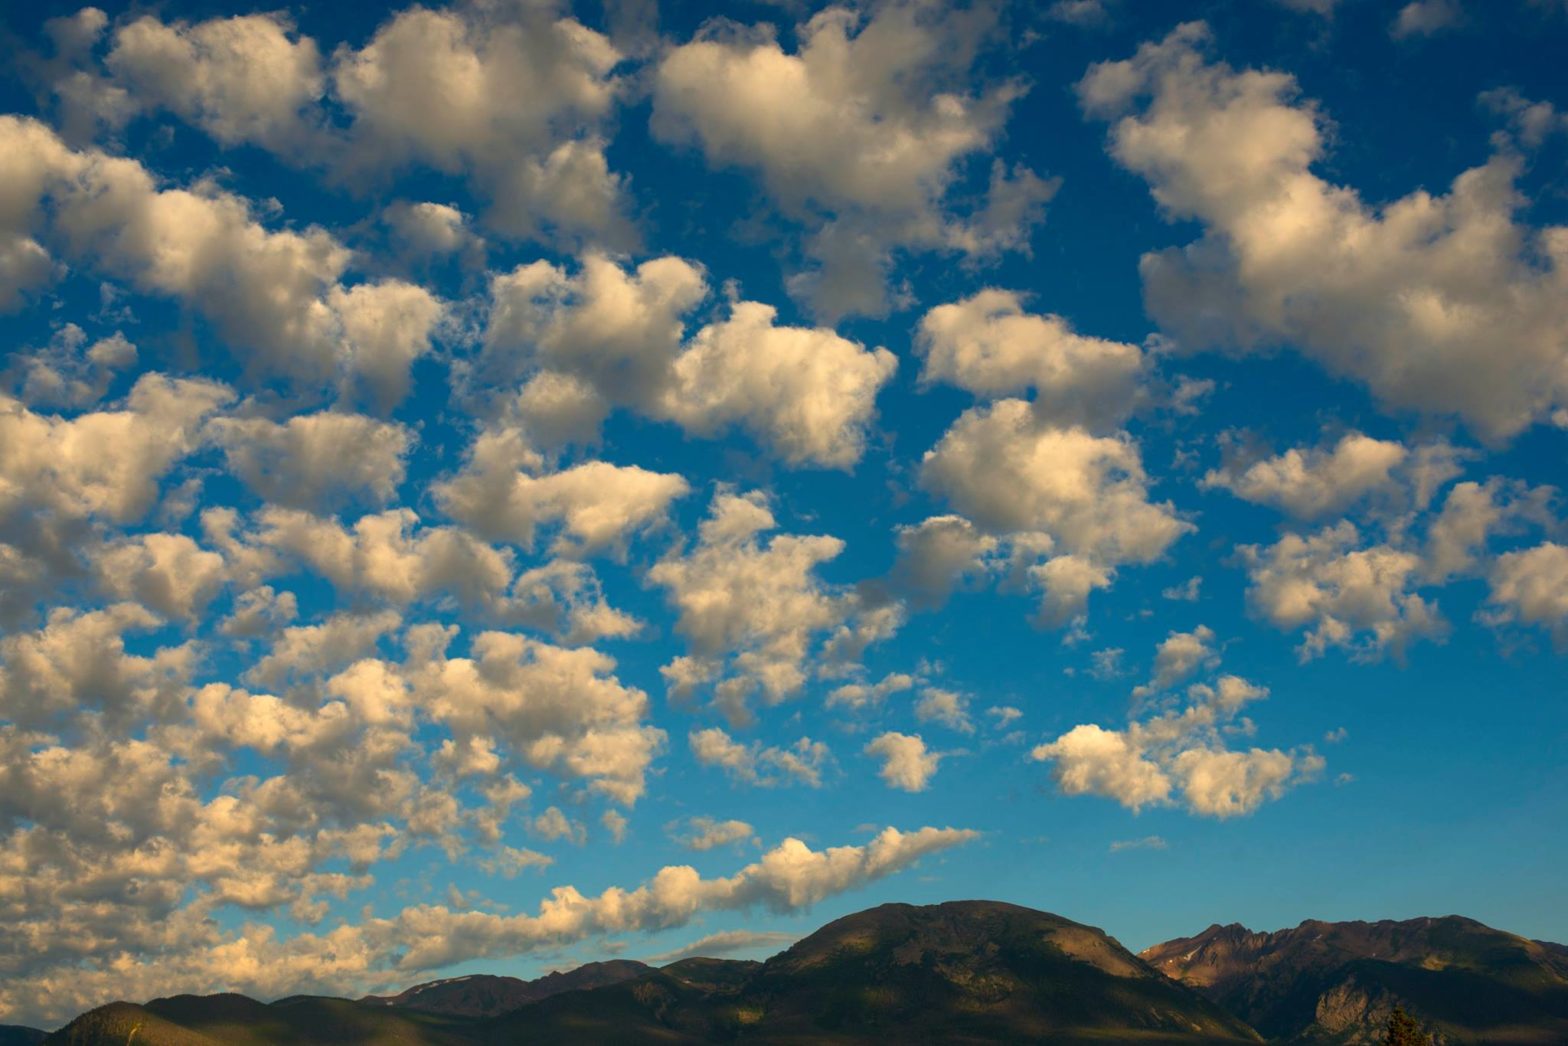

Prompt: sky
xmin=1 ymin=0 xmax=1566 ymax=1029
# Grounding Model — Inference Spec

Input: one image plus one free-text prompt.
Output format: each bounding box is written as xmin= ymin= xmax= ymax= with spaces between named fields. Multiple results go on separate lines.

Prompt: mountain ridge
xmin=35 ymin=903 xmax=1568 ymax=1044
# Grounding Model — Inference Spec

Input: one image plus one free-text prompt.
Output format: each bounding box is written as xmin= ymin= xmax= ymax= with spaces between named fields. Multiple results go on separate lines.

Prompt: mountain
xmin=361 ymin=960 xmax=651 ymax=1017
xmin=1142 ymin=915 xmax=1568 ymax=1044
xmin=0 ymin=1028 xmax=47 ymax=1046
xmin=42 ymin=900 xmax=1260 ymax=1044
xmin=483 ymin=900 xmax=1263 ymax=1043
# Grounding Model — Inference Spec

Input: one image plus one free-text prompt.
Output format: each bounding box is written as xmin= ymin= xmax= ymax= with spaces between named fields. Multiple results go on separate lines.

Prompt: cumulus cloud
xmin=671 ymin=815 xmax=756 ymax=851
xmin=1133 ymin=625 xmax=1218 ymax=697
xmin=920 ymin=398 xmax=1190 ymax=623
xmin=482 ymin=254 xmax=897 ymax=467
xmin=6 ymin=325 xmax=136 ymax=409
xmin=1241 ymin=521 xmax=1448 ymax=661
xmin=1033 ymin=669 xmax=1322 ymax=817
xmin=103 ymin=13 xmax=324 ymax=151
xmin=332 ymin=2 xmax=627 ymax=242
xmin=94 ymin=533 xmax=227 ymax=621
xmin=689 ymin=727 xmax=832 ymax=788
xmin=407 ymin=625 xmax=665 ymax=804
xmin=0 ymin=116 xmax=442 ymax=401
xmin=653 ymin=3 xmax=1050 ymax=317
xmin=436 ymin=425 xmax=688 ymax=555
xmin=1082 ymin=23 xmax=1568 ymax=442
xmin=865 ymin=732 xmax=942 ymax=792
xmin=917 ymin=290 xmax=1145 ymax=430
xmin=1202 ymin=432 xmax=1412 ymax=520
xmin=888 ymin=515 xmax=998 ymax=610
xmin=1391 ymin=0 xmax=1464 ymax=38
xmin=1484 ymin=543 xmax=1568 ymax=649
xmin=914 ymin=688 xmax=974 ymax=734
xmin=651 ymin=491 xmax=889 ymax=721
xmin=213 ymin=412 xmax=411 ymax=511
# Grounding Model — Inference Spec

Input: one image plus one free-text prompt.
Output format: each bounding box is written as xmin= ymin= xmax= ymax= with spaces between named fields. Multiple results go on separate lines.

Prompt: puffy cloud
xmin=864 ymin=732 xmax=942 ymax=792
xmin=1033 ymin=671 xmax=1321 ymax=817
xmin=103 ymin=13 xmax=324 ymax=150
xmin=482 ymin=255 xmax=896 ymax=467
xmin=408 ymin=626 xmax=664 ymax=804
xmin=914 ymin=688 xmax=974 ymax=734
xmin=332 ymin=2 xmax=626 ymax=241
xmin=383 ymin=201 xmax=483 ymax=260
xmin=435 ymin=426 xmax=688 ymax=555
xmin=1480 ymin=87 xmax=1568 ymax=149
xmin=643 ymin=929 xmax=798 ymax=964
xmin=826 ymin=672 xmax=916 ymax=713
xmin=888 ymin=515 xmax=998 ymax=609
xmin=650 ymin=492 xmax=885 ymax=721
xmin=653 ymin=3 xmax=1049 ymax=317
xmin=1082 ymin=24 xmax=1568 ymax=442
xmin=530 ymin=807 xmax=586 ymax=846
xmin=0 ymin=115 xmax=440 ymax=400
xmin=1391 ymin=0 xmax=1464 ymax=38
xmin=94 ymin=533 xmax=227 ymax=621
xmin=1133 ymin=625 xmax=1217 ymax=696
xmin=244 ymin=610 xmax=402 ymax=691
xmin=922 ymin=401 xmax=1188 ymax=562
xmin=6 ymin=325 xmax=136 ymax=409
xmin=0 ymin=603 xmax=193 ymax=732
xmin=484 ymin=253 xmax=706 ymax=410
xmin=1241 ymin=522 xmax=1447 ymax=661
xmin=917 ymin=290 xmax=1145 ymax=430
xmin=657 ymin=301 xmax=897 ymax=468
xmin=1202 ymin=433 xmax=1411 ymax=520
xmin=919 ymin=399 xmax=1190 ymax=623
xmin=240 ymin=508 xmax=512 ymax=609
xmin=689 ymin=727 xmax=831 ymax=788
xmin=1485 ymin=543 xmax=1568 ymax=649
xmin=671 ymin=816 xmax=756 ymax=851
xmin=213 ymin=412 xmax=411 ymax=511
xmin=0 ymin=373 xmax=231 ymax=526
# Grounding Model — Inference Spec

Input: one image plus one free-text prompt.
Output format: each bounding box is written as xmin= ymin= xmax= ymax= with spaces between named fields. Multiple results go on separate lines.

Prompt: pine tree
xmin=1385 ymin=1005 xmax=1430 ymax=1045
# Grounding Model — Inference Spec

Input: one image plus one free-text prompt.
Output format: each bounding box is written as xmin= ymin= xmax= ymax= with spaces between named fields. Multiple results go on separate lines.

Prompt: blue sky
xmin=1 ymin=0 xmax=1566 ymax=1028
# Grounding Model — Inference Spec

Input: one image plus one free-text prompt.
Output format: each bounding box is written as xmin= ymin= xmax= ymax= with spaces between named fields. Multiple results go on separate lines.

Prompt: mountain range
xmin=30 ymin=901 xmax=1568 ymax=1044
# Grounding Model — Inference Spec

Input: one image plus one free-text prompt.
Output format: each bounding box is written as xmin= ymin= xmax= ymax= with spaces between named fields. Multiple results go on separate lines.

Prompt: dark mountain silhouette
xmin=0 ymin=1027 xmax=46 ymax=1046
xmin=360 ymin=960 xmax=652 ymax=1017
xmin=36 ymin=903 xmax=1568 ymax=1044
xmin=1142 ymin=915 xmax=1568 ymax=1044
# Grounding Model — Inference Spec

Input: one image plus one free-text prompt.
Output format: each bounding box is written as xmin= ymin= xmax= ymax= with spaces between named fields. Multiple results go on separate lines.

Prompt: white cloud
xmin=1109 ymin=835 xmax=1167 ymax=852
xmin=104 ymin=13 xmax=324 ymax=151
xmin=1033 ymin=672 xmax=1321 ymax=817
xmin=914 ymin=687 xmax=974 ymax=734
xmin=689 ymin=727 xmax=831 ymax=788
xmin=436 ymin=426 xmax=688 ymax=555
xmin=917 ymin=290 xmax=1144 ymax=430
xmin=482 ymin=255 xmax=896 ymax=467
xmin=653 ymin=4 xmax=1048 ymax=317
xmin=671 ymin=816 xmax=756 ymax=851
xmin=94 ymin=533 xmax=227 ymax=621
xmin=826 ymin=672 xmax=916 ymax=713
xmin=1391 ymin=0 xmax=1464 ymax=38
xmin=1241 ymin=521 xmax=1448 ymax=661
xmin=1202 ymin=432 xmax=1411 ymax=519
xmin=332 ymin=2 xmax=626 ymax=241
xmin=0 ymin=373 xmax=231 ymax=526
xmin=919 ymin=398 xmax=1190 ymax=623
xmin=889 ymin=515 xmax=998 ymax=610
xmin=1133 ymin=625 xmax=1217 ymax=696
xmin=213 ymin=412 xmax=411 ymax=511
xmin=245 ymin=610 xmax=401 ymax=691
xmin=651 ymin=491 xmax=886 ymax=721
xmin=408 ymin=626 xmax=665 ymax=805
xmin=864 ymin=732 xmax=942 ymax=792
xmin=1082 ymin=23 xmax=1568 ymax=442
xmin=922 ymin=401 xmax=1188 ymax=563
xmin=7 ymin=325 xmax=136 ymax=409
xmin=530 ymin=806 xmax=586 ymax=846
xmin=1485 ymin=542 xmax=1568 ymax=649
xmin=658 ymin=301 xmax=898 ymax=468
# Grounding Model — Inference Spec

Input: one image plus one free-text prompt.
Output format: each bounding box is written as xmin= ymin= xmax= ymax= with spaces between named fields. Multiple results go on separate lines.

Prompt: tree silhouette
xmin=1385 ymin=1005 xmax=1431 ymax=1045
